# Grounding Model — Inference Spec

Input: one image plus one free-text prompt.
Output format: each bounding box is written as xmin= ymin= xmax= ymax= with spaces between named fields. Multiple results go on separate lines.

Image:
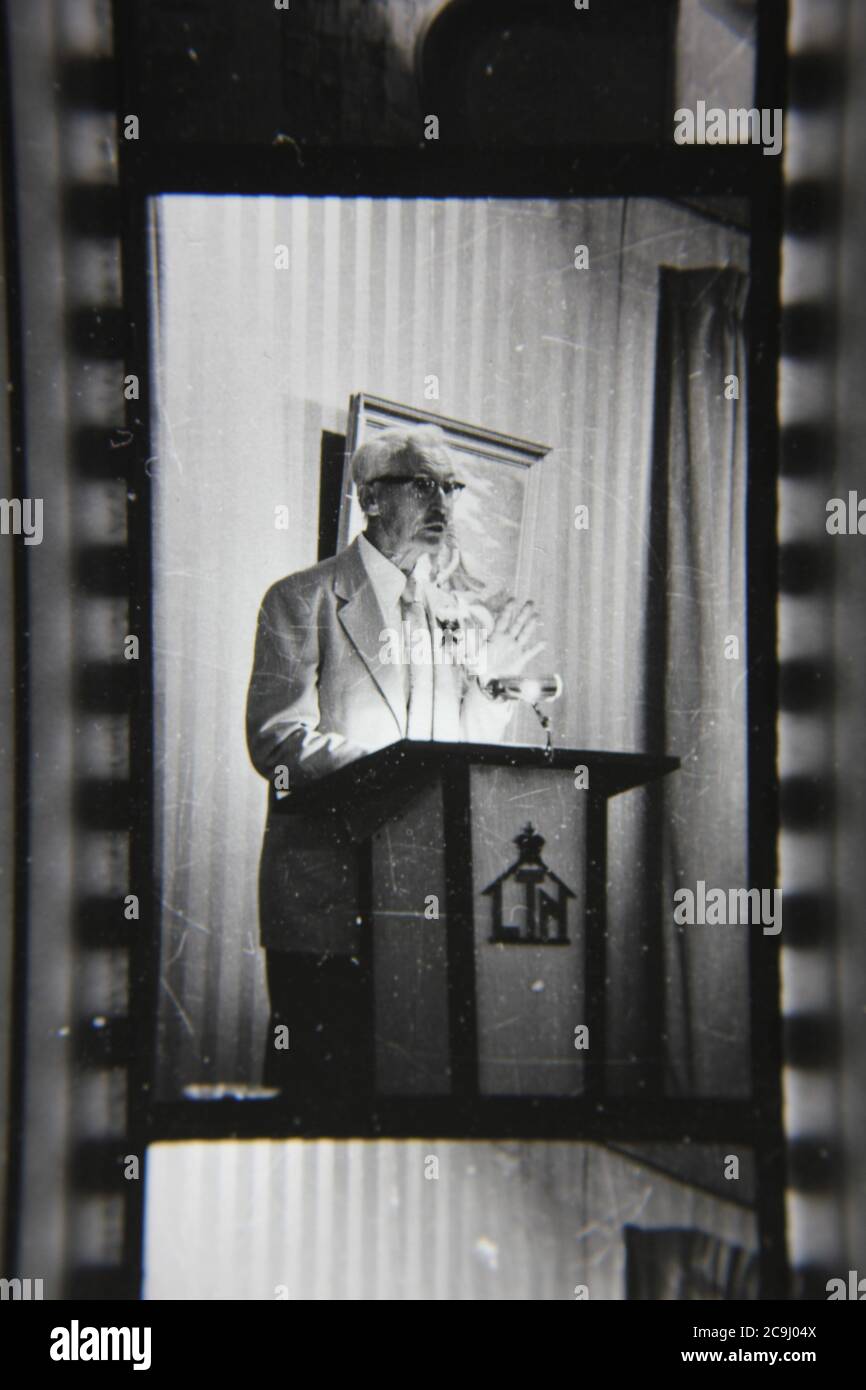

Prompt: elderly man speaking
xmin=246 ymin=424 xmax=543 ymax=1096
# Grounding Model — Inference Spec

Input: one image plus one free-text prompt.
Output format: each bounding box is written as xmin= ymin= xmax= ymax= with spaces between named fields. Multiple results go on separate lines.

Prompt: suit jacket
xmin=246 ymin=534 xmax=511 ymax=954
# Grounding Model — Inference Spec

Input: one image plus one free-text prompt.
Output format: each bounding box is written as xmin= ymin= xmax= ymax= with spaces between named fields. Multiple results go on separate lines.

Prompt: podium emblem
xmin=482 ymin=823 xmax=575 ymax=945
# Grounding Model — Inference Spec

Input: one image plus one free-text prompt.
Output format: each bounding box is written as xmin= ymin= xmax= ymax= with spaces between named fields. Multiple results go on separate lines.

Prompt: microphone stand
xmin=531 ymin=702 xmax=554 ymax=760
xmin=480 ymin=675 xmax=561 ymax=761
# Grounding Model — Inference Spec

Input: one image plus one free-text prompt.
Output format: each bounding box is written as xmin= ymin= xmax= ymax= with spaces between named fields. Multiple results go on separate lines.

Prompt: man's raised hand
xmin=481 ymin=598 xmax=545 ymax=680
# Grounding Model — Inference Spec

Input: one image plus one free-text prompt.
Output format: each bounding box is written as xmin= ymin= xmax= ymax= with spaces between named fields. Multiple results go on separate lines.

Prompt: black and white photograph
xmin=2 ymin=0 xmax=866 ymax=1336
xmin=151 ymin=192 xmax=751 ymax=1102
xmin=144 ymin=191 xmax=758 ymax=1295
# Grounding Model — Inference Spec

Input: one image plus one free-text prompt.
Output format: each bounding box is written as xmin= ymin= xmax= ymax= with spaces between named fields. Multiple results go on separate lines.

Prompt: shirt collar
xmin=357 ymin=531 xmax=410 ymax=612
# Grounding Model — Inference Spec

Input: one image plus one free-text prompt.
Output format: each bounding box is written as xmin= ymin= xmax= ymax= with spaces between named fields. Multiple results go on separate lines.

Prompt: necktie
xmin=401 ymin=576 xmax=434 ymax=740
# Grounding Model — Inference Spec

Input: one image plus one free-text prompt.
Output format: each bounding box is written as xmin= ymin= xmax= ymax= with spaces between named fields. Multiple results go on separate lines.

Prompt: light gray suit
xmin=246 ymin=534 xmax=508 ymax=954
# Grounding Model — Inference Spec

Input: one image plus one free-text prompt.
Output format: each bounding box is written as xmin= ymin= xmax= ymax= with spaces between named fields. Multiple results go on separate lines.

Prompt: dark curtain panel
xmin=639 ymin=267 xmax=750 ymax=1097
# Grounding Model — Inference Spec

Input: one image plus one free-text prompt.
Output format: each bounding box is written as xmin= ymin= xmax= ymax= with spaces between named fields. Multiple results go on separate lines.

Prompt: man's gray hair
xmin=350 ymin=424 xmax=456 ymax=489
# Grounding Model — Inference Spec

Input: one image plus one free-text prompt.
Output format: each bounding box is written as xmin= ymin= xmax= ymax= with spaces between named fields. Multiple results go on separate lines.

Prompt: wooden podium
xmin=281 ymin=741 xmax=678 ymax=1101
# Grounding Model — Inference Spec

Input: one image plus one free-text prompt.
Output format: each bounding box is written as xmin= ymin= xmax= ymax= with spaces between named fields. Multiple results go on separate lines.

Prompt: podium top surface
xmin=276 ymin=740 xmax=679 ymax=816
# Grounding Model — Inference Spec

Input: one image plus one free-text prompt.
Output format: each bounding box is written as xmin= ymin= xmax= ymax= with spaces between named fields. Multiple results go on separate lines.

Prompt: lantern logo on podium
xmin=483 ymin=823 xmax=575 ymax=945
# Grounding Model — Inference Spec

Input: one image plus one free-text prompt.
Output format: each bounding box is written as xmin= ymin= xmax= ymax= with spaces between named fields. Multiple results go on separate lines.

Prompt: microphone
xmin=480 ymin=674 xmax=562 ymax=703
xmin=479 ymin=675 xmax=562 ymax=756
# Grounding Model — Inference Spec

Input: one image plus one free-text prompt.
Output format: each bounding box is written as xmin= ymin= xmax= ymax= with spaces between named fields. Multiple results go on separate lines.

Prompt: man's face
xmin=366 ymin=447 xmax=463 ymax=562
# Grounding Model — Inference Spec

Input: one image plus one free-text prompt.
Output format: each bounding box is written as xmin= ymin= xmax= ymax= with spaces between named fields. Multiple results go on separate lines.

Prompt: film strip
xmin=2 ymin=0 xmax=138 ymax=1299
xmin=778 ymin=0 xmax=852 ymax=1299
xmin=1 ymin=0 xmax=859 ymax=1304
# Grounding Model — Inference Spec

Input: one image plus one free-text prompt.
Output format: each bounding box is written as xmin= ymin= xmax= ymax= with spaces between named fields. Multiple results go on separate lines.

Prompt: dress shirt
xmin=357 ymin=530 xmax=408 ymax=629
xmin=357 ymin=530 xmax=514 ymax=743
xmin=358 ymin=530 xmax=413 ymax=704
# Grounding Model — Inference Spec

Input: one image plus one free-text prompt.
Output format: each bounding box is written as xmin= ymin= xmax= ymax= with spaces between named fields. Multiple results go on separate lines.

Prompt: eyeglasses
xmin=372 ymin=475 xmax=466 ymax=499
